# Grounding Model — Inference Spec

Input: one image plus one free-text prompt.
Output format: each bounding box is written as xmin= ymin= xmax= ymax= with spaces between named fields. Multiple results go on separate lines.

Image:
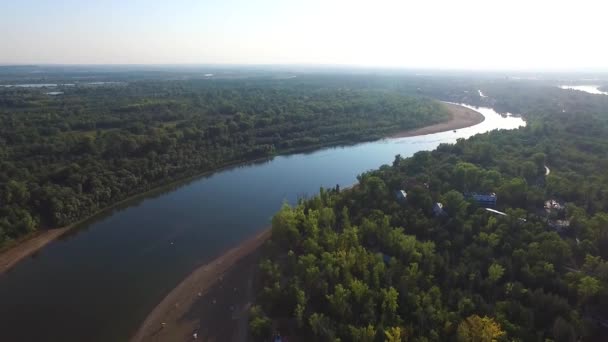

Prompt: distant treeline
xmin=0 ymin=78 xmax=449 ymax=246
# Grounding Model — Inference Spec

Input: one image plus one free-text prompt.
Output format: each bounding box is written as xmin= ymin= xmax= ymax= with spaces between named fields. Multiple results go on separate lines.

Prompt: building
xmin=433 ymin=202 xmax=445 ymax=216
xmin=395 ymin=190 xmax=407 ymax=201
xmin=544 ymin=199 xmax=564 ymax=214
xmin=468 ymin=193 xmax=497 ymax=208
xmin=545 ymin=199 xmax=563 ymax=210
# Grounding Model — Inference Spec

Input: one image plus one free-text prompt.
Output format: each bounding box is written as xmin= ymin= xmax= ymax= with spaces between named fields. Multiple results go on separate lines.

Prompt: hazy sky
xmin=1 ymin=0 xmax=606 ymax=70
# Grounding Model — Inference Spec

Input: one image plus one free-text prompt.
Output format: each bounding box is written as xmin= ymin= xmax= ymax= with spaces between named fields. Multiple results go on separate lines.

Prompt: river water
xmin=0 ymin=104 xmax=525 ymax=342
xmin=559 ymin=85 xmax=608 ymax=95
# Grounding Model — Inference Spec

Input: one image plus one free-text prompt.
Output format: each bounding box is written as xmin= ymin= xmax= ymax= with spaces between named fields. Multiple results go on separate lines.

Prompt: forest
xmin=4 ymin=70 xmax=608 ymax=341
xmin=0 ymin=77 xmax=450 ymax=247
xmin=250 ymin=81 xmax=608 ymax=341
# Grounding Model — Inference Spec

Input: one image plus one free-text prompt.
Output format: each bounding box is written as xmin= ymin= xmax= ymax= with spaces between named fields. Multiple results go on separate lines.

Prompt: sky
xmin=1 ymin=0 xmax=606 ymax=71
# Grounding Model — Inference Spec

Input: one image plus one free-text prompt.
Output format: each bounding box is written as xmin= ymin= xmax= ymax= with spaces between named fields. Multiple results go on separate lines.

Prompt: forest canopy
xmin=250 ymin=79 xmax=608 ymax=341
xmin=0 ymin=77 xmax=449 ymax=246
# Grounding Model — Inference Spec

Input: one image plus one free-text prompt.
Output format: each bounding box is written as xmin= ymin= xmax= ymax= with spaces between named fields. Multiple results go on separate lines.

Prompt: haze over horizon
xmin=1 ymin=0 xmax=607 ymax=71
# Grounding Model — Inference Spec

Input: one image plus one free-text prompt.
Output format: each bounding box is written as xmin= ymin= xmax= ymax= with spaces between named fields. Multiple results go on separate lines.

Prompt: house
xmin=544 ymin=199 xmax=565 ymax=216
xmin=433 ymin=202 xmax=445 ymax=216
xmin=468 ymin=193 xmax=497 ymax=208
xmin=544 ymin=199 xmax=563 ymax=211
xmin=395 ymin=190 xmax=407 ymax=201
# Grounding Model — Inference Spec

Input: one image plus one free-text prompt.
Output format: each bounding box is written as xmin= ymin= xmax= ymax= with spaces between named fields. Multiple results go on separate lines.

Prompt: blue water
xmin=0 ymin=104 xmax=524 ymax=342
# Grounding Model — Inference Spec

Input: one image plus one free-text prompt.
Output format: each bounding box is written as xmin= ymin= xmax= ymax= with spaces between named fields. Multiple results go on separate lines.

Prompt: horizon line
xmin=1 ymin=63 xmax=608 ymax=74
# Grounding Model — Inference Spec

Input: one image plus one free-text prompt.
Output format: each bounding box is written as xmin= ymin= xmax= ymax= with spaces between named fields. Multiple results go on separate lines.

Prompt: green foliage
xmin=350 ymin=324 xmax=376 ymax=342
xmin=0 ymin=79 xmax=449 ymax=246
xmin=249 ymin=305 xmax=272 ymax=340
xmin=456 ymin=315 xmax=505 ymax=342
xmin=487 ymin=263 xmax=505 ymax=284
xmin=552 ymin=316 xmax=576 ymax=342
xmin=577 ymin=276 xmax=600 ymax=301
xmin=384 ymin=326 xmax=407 ymax=342
xmin=252 ymin=83 xmax=608 ymax=340
xmin=5 ymin=71 xmax=608 ymax=341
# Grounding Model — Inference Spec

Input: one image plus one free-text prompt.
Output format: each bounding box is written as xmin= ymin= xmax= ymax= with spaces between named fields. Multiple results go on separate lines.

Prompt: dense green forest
xmin=0 ymin=78 xmax=450 ymax=247
xmin=251 ymin=85 xmax=608 ymax=341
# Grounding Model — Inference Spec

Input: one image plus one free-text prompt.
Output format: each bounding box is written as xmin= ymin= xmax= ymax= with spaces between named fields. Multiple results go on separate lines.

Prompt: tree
xmin=577 ymin=276 xmax=600 ymax=302
xmin=454 ymin=162 xmax=482 ymax=192
xmin=309 ymin=313 xmax=336 ymax=340
xmin=520 ymin=161 xmax=537 ymax=182
xmin=487 ymin=263 xmax=505 ymax=284
xmin=381 ymin=287 xmax=399 ymax=324
xmin=456 ymin=315 xmax=505 ymax=342
xmin=385 ymin=326 xmax=407 ymax=342
xmin=249 ymin=305 xmax=272 ymax=340
xmin=327 ymin=284 xmax=351 ymax=319
xmin=552 ymin=317 xmax=576 ymax=342
xmin=497 ymin=178 xmax=527 ymax=207
xmin=271 ymin=204 xmax=301 ymax=249
xmin=350 ymin=325 xmax=376 ymax=342
xmin=532 ymin=153 xmax=547 ymax=174
xmin=442 ymin=190 xmax=469 ymax=217
xmin=361 ymin=175 xmax=389 ymax=206
xmin=293 ymin=285 xmax=307 ymax=328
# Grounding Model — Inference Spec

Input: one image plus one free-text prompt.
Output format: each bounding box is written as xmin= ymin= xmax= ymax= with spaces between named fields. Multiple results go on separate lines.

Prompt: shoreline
xmin=130 ymin=102 xmax=487 ymax=341
xmin=0 ymin=227 xmax=71 ymax=274
xmin=0 ymin=102 xmax=484 ymax=276
xmin=130 ymin=228 xmax=271 ymax=342
xmin=389 ymin=102 xmax=485 ymax=138
xmin=0 ymin=155 xmax=273 ymax=275
xmin=132 ymin=186 xmax=359 ymax=341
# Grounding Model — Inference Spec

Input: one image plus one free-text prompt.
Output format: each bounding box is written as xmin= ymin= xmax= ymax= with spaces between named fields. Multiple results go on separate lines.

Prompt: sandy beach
xmin=0 ymin=102 xmax=482 ymax=277
xmin=0 ymin=101 xmax=489 ymax=340
xmin=129 ymin=101 xmax=487 ymax=341
xmin=130 ymin=228 xmax=271 ymax=342
xmin=390 ymin=102 xmax=485 ymax=138
xmin=0 ymin=227 xmax=70 ymax=275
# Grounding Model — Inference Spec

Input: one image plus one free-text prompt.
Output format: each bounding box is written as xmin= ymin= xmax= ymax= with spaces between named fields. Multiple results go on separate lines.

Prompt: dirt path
xmin=0 ymin=227 xmax=70 ymax=275
xmin=130 ymin=228 xmax=271 ymax=342
xmin=390 ymin=102 xmax=485 ymax=138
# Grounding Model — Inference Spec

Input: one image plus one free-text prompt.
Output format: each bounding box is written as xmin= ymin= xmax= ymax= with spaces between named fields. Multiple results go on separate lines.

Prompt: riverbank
xmin=0 ymin=151 xmax=274 ymax=276
xmin=132 ymin=185 xmax=358 ymax=341
xmin=0 ymin=227 xmax=71 ymax=274
xmin=129 ymin=103 xmax=488 ymax=341
xmin=130 ymin=228 xmax=271 ymax=342
xmin=0 ymin=102 xmax=482 ymax=276
xmin=390 ymin=102 xmax=485 ymax=138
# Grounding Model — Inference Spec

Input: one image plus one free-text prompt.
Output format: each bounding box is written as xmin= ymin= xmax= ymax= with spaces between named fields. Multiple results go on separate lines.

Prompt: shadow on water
xmin=59 ymin=156 xmax=277 ymax=241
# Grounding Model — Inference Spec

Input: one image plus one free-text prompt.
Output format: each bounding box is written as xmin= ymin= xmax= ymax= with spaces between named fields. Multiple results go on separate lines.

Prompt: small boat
xmin=453 ymin=129 xmax=457 ymax=133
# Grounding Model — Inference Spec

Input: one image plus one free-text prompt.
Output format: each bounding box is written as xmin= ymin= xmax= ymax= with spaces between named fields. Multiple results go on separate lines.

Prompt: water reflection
xmin=0 ymin=104 xmax=525 ymax=342
xmin=559 ymin=85 xmax=608 ymax=95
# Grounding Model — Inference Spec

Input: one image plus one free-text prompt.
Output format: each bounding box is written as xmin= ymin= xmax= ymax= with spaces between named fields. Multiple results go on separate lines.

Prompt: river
xmin=0 ymin=104 xmax=525 ymax=342
xmin=559 ymin=85 xmax=608 ymax=95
